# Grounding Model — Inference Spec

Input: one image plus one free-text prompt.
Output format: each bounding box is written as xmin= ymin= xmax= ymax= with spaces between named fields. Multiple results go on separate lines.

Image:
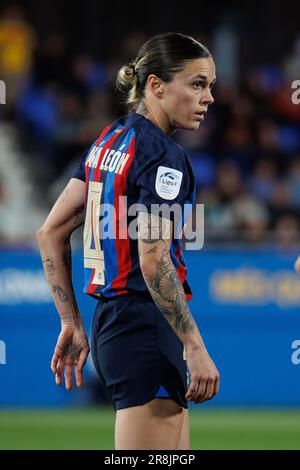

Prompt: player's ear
xmin=147 ymin=74 xmax=164 ymax=98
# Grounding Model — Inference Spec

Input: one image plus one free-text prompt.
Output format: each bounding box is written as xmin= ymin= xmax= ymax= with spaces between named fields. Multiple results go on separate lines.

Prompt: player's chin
xmin=185 ymin=121 xmax=201 ymax=130
xmin=191 ymin=121 xmax=201 ymax=130
xmin=177 ymin=119 xmax=201 ymax=131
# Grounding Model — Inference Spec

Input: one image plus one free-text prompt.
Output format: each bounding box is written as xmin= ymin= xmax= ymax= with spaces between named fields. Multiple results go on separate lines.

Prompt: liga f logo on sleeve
xmin=155 ymin=166 xmax=183 ymax=200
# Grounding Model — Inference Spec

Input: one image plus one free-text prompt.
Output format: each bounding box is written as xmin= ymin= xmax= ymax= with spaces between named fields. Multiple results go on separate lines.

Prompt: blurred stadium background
xmin=1 ymin=0 xmax=300 ymax=450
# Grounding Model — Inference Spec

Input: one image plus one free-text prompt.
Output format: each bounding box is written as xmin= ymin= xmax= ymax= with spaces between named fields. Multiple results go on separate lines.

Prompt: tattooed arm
xmin=138 ymin=212 xmax=220 ymax=403
xmin=36 ymin=178 xmax=89 ymax=390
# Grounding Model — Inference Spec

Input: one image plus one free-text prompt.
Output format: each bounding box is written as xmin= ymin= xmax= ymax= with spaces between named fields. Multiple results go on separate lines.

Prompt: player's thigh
xmin=115 ymin=398 xmax=184 ymax=450
xmin=177 ymin=408 xmax=190 ymax=450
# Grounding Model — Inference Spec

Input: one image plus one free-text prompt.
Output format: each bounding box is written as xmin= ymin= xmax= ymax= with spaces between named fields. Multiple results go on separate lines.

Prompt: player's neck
xmin=136 ymin=101 xmax=174 ymax=136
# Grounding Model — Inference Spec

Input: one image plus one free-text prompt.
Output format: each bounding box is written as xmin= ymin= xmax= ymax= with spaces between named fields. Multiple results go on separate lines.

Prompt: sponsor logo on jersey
xmin=155 ymin=166 xmax=183 ymax=200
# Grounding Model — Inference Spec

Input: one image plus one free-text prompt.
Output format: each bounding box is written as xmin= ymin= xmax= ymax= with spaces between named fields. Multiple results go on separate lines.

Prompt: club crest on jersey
xmin=155 ymin=166 xmax=183 ymax=200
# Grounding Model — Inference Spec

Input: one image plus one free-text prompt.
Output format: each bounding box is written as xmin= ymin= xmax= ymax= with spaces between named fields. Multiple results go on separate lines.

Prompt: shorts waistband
xmin=94 ymin=292 xmax=154 ymax=303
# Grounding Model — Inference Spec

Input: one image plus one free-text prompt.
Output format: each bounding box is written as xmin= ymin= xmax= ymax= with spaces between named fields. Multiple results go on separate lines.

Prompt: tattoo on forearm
xmin=139 ymin=214 xmax=195 ymax=336
xmin=53 ymin=284 xmax=69 ymax=303
xmin=42 ymin=256 xmax=56 ymax=275
xmin=145 ymin=243 xmax=195 ymax=335
xmin=61 ymin=302 xmax=81 ymax=328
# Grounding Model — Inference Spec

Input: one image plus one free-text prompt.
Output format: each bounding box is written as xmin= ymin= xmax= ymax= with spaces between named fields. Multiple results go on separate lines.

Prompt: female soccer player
xmin=37 ymin=32 xmax=220 ymax=450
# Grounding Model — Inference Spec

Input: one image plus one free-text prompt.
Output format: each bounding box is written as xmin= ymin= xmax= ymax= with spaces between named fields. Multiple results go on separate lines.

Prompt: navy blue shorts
xmin=90 ymin=294 xmax=189 ymax=411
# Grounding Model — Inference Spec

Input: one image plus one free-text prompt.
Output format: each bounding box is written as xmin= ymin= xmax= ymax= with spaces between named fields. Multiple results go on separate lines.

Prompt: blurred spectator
xmin=0 ymin=4 xmax=36 ymax=114
xmin=215 ymin=160 xmax=242 ymax=202
xmin=199 ymin=187 xmax=236 ymax=242
xmin=269 ymin=181 xmax=292 ymax=219
xmin=15 ymin=82 xmax=58 ymax=160
xmin=52 ymin=91 xmax=82 ymax=172
xmin=70 ymin=54 xmax=108 ymax=103
xmin=248 ymin=159 xmax=278 ymax=203
xmin=33 ymin=33 xmax=70 ymax=89
xmin=200 ymin=161 xmax=242 ymax=241
xmin=274 ymin=214 xmax=300 ymax=250
xmin=222 ymin=117 xmax=258 ymax=175
xmin=188 ymin=150 xmax=216 ymax=188
xmin=231 ymin=193 xmax=269 ymax=244
xmin=287 ymin=158 xmax=300 ymax=208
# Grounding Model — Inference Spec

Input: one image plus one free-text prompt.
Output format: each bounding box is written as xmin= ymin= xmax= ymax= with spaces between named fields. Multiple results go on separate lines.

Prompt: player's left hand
xmin=51 ymin=325 xmax=90 ymax=390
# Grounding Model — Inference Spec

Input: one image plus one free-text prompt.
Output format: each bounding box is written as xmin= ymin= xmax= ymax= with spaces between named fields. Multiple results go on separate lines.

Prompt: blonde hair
xmin=116 ymin=62 xmax=140 ymax=111
xmin=116 ymin=32 xmax=212 ymax=112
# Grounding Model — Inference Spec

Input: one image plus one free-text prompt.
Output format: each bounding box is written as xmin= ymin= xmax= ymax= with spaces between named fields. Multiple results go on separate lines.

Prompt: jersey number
xmin=83 ymin=181 xmax=106 ymax=285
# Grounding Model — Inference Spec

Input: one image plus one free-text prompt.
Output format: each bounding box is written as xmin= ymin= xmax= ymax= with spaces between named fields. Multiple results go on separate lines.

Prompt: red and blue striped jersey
xmin=70 ymin=112 xmax=196 ymax=301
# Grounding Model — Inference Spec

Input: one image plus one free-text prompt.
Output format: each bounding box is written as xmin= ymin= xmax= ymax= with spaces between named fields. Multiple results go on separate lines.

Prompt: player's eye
xmin=193 ymin=81 xmax=204 ymax=89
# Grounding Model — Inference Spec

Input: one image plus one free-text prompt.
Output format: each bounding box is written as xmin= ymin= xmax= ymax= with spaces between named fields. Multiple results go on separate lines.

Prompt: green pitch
xmin=0 ymin=408 xmax=299 ymax=450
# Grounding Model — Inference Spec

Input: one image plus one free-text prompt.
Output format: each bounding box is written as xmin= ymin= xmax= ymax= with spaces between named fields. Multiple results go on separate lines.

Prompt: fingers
xmin=55 ymin=358 xmax=74 ymax=390
xmin=55 ymin=357 xmax=65 ymax=386
xmin=55 ymin=358 xmax=66 ymax=385
xmin=186 ymin=375 xmax=220 ymax=403
xmin=75 ymin=350 xmax=89 ymax=388
xmin=197 ymin=378 xmax=215 ymax=404
xmin=214 ymin=375 xmax=220 ymax=396
xmin=185 ymin=377 xmax=199 ymax=401
xmin=53 ymin=356 xmax=87 ymax=390
xmin=51 ymin=339 xmax=89 ymax=390
xmin=75 ymin=366 xmax=83 ymax=388
xmin=197 ymin=378 xmax=207 ymax=400
xmin=64 ymin=359 xmax=73 ymax=390
xmin=51 ymin=350 xmax=60 ymax=374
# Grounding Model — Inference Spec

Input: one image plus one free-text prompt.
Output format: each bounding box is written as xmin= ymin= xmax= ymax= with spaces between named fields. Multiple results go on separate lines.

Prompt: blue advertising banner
xmin=187 ymin=250 xmax=300 ymax=407
xmin=0 ymin=248 xmax=97 ymax=407
xmin=0 ymin=248 xmax=300 ymax=407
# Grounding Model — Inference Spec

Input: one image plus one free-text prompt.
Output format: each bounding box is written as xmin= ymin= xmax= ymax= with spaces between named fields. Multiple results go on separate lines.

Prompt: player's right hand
xmin=51 ymin=325 xmax=90 ymax=390
xmin=185 ymin=344 xmax=220 ymax=404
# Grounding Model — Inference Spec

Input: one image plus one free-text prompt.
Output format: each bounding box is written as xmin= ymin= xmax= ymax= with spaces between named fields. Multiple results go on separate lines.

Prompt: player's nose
xmin=202 ymin=88 xmax=214 ymax=105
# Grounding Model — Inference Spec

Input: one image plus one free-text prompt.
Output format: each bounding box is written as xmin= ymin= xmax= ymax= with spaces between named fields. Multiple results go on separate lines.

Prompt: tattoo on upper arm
xmin=42 ymin=256 xmax=55 ymax=275
xmin=52 ymin=284 xmax=69 ymax=303
xmin=145 ymin=246 xmax=158 ymax=255
xmin=138 ymin=213 xmax=172 ymax=244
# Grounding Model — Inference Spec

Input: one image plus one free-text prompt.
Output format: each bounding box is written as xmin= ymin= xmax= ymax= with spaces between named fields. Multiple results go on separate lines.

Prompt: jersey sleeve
xmin=135 ymin=147 xmax=191 ymax=215
xmin=69 ymin=151 xmax=88 ymax=182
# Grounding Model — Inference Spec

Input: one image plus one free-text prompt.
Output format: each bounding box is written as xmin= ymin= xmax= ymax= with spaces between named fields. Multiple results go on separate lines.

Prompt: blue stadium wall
xmin=1 ymin=247 xmax=300 ymax=407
